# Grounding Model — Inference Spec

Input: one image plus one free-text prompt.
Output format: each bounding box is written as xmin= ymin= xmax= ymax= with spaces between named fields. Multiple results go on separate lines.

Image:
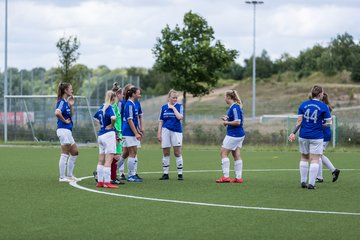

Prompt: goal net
xmin=1 ymin=95 xmax=97 ymax=143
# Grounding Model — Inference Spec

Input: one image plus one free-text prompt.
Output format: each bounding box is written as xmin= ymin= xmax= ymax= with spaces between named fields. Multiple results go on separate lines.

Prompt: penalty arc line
xmin=69 ymin=169 xmax=360 ymax=216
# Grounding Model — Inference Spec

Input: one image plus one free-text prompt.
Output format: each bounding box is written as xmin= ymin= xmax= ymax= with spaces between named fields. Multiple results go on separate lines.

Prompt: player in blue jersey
xmin=288 ymin=85 xmax=332 ymax=190
xmin=158 ymin=90 xmax=184 ymax=180
xmin=55 ymin=82 xmax=79 ymax=183
xmin=93 ymin=91 xmax=119 ymax=189
xmin=216 ymin=90 xmax=245 ymax=183
xmin=122 ymin=87 xmax=143 ymax=182
xmin=316 ymin=92 xmax=340 ymax=183
xmin=117 ymin=84 xmax=134 ymax=180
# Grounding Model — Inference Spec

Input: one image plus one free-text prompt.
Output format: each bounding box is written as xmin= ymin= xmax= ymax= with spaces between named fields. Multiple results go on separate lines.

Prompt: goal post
xmin=2 ymin=95 xmax=97 ymax=143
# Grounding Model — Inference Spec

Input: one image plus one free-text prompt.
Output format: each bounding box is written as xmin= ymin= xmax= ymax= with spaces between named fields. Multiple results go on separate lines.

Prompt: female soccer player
xmin=55 ymin=82 xmax=79 ymax=182
xmin=216 ymin=90 xmax=245 ymax=183
xmin=288 ymin=85 xmax=332 ymax=190
xmin=93 ymin=90 xmax=118 ymax=189
xmin=122 ymin=87 xmax=143 ymax=182
xmin=316 ymin=92 xmax=340 ymax=183
xmin=117 ymin=84 xmax=135 ymax=180
xmin=158 ymin=89 xmax=184 ymax=180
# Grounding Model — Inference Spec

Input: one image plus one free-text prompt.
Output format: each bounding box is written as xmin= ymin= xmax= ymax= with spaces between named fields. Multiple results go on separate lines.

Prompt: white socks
xmin=221 ymin=158 xmax=230 ymax=178
xmin=321 ymin=155 xmax=336 ymax=173
xmin=67 ymin=155 xmax=78 ymax=177
xmin=128 ymin=157 xmax=136 ymax=176
xmin=309 ymin=163 xmax=319 ymax=186
xmin=97 ymin=164 xmax=104 ymax=183
xmin=234 ymin=160 xmax=243 ymax=179
xmin=317 ymin=158 xmax=323 ymax=179
xmin=59 ymin=154 xmax=69 ymax=179
xmin=176 ymin=156 xmax=183 ymax=175
xmin=299 ymin=160 xmax=308 ymax=183
xmin=162 ymin=156 xmax=170 ymax=174
xmin=117 ymin=156 xmax=125 ymax=174
xmin=104 ymin=167 xmax=111 ymax=183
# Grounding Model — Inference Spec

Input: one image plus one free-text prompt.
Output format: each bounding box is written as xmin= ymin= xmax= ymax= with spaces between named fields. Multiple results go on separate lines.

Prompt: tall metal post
xmin=4 ymin=0 xmax=8 ymax=143
xmin=246 ymin=1 xmax=263 ymax=121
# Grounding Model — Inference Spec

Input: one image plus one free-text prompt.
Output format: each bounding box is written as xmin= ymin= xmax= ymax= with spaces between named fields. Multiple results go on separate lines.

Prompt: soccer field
xmin=0 ymin=145 xmax=359 ymax=240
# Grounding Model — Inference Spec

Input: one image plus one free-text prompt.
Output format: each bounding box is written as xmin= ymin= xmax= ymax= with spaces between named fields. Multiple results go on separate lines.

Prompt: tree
xmin=56 ymin=35 xmax=81 ymax=92
xmin=244 ymin=50 xmax=273 ymax=79
xmin=153 ymin=11 xmax=238 ymax=123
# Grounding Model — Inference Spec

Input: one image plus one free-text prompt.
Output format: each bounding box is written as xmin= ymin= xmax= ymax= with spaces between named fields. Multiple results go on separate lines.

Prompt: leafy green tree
xmin=56 ymin=35 xmax=81 ymax=92
xmin=220 ymin=62 xmax=244 ymax=80
xmin=244 ymin=50 xmax=273 ymax=79
xmin=153 ymin=11 xmax=238 ymax=123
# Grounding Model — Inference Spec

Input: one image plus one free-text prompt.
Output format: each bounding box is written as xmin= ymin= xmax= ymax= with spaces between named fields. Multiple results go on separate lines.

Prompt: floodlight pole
xmin=246 ymin=1 xmax=263 ymax=121
xmin=4 ymin=0 xmax=8 ymax=143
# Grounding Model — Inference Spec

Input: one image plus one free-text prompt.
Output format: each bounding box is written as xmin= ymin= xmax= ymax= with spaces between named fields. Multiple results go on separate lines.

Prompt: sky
xmin=0 ymin=0 xmax=359 ymax=70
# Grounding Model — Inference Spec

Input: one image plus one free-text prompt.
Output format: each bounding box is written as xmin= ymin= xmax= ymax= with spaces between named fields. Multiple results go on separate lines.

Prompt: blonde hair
xmin=322 ymin=92 xmax=334 ymax=112
xmin=168 ymin=89 xmax=178 ymax=98
xmin=225 ymin=90 xmax=243 ymax=107
xmin=103 ymin=90 xmax=116 ymax=114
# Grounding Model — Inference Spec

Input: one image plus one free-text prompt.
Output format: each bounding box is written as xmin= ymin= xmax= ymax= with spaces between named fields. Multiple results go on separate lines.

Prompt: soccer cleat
xmin=103 ymin=183 xmax=119 ymax=189
xmin=307 ymin=184 xmax=316 ymax=190
xmin=96 ymin=182 xmax=104 ymax=188
xmin=59 ymin=177 xmax=71 ymax=183
xmin=93 ymin=170 xmax=98 ymax=183
xmin=301 ymin=182 xmax=308 ymax=188
xmin=119 ymin=173 xmax=126 ymax=181
xmin=177 ymin=174 xmax=184 ymax=181
xmin=159 ymin=174 xmax=169 ymax=180
xmin=231 ymin=178 xmax=243 ymax=183
xmin=316 ymin=178 xmax=324 ymax=183
xmin=111 ymin=178 xmax=125 ymax=185
xmin=332 ymin=169 xmax=340 ymax=182
xmin=216 ymin=176 xmax=231 ymax=183
xmin=135 ymin=174 xmax=143 ymax=180
xmin=127 ymin=175 xmax=142 ymax=182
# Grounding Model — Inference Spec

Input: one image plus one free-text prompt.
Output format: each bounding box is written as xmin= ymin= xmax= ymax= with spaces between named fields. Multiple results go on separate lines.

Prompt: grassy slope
xmin=186 ymin=71 xmax=360 ymax=118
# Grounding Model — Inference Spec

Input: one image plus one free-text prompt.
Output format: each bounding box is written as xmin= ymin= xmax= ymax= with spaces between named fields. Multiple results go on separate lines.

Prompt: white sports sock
xmin=134 ymin=157 xmax=139 ymax=174
xmin=176 ymin=156 xmax=183 ymax=175
xmin=299 ymin=160 xmax=308 ymax=183
xmin=67 ymin=155 xmax=78 ymax=177
xmin=317 ymin=158 xmax=323 ymax=179
xmin=321 ymin=155 xmax=336 ymax=173
xmin=104 ymin=167 xmax=111 ymax=183
xmin=117 ymin=156 xmax=125 ymax=172
xmin=234 ymin=159 xmax=243 ymax=179
xmin=128 ymin=157 xmax=136 ymax=176
xmin=59 ymin=154 xmax=69 ymax=179
xmin=221 ymin=158 xmax=230 ymax=178
xmin=309 ymin=163 xmax=319 ymax=186
xmin=162 ymin=156 xmax=170 ymax=174
xmin=97 ymin=165 xmax=104 ymax=183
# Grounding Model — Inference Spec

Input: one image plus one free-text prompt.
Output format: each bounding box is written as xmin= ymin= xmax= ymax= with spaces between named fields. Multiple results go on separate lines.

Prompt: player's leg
xmin=159 ymin=147 xmax=170 ymax=180
xmin=174 ymin=146 xmax=183 ymax=180
xmin=67 ymin=143 xmax=79 ymax=181
xmin=231 ymin=147 xmax=243 ymax=183
xmin=307 ymin=139 xmax=323 ymax=189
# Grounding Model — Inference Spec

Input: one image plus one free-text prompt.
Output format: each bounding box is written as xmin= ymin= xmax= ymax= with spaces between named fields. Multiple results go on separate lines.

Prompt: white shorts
xmin=98 ymin=131 xmax=116 ymax=154
xmin=299 ymin=137 xmax=323 ymax=155
xmin=56 ymin=128 xmax=75 ymax=145
xmin=123 ymin=136 xmax=140 ymax=148
xmin=222 ymin=135 xmax=245 ymax=151
xmin=161 ymin=128 xmax=183 ymax=148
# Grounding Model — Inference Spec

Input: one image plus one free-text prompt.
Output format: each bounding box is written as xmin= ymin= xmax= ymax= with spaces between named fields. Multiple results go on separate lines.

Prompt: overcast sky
xmin=0 ymin=0 xmax=359 ymax=70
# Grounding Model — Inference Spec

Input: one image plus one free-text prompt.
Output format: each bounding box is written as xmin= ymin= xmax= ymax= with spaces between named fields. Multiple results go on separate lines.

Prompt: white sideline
xmin=69 ymin=169 xmax=360 ymax=216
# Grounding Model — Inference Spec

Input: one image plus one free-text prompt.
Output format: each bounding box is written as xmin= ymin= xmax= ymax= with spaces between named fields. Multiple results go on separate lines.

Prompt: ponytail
xmin=103 ymin=90 xmax=116 ymax=114
xmin=125 ymin=87 xmax=139 ymax=100
xmin=57 ymin=82 xmax=71 ymax=101
xmin=226 ymin=90 xmax=243 ymax=108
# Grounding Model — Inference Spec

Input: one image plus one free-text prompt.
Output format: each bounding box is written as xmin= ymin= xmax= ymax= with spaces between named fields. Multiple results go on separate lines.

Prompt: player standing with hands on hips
xmin=55 ymin=82 xmax=79 ymax=182
xmin=158 ymin=89 xmax=184 ymax=180
xmin=288 ymin=85 xmax=332 ymax=190
xmin=216 ymin=90 xmax=245 ymax=183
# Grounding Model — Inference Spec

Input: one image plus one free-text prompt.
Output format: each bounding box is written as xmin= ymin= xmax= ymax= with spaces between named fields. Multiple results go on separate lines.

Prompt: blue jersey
xmin=159 ymin=103 xmax=183 ymax=133
xmin=226 ymin=103 xmax=245 ymax=138
xmin=120 ymin=99 xmax=126 ymax=124
xmin=298 ymin=99 xmax=331 ymax=139
xmin=93 ymin=104 xmax=116 ymax=136
xmin=56 ymin=98 xmax=73 ymax=131
xmin=122 ymin=100 xmax=139 ymax=136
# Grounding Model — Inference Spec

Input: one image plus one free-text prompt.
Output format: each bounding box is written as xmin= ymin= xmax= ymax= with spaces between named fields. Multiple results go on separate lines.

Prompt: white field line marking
xmin=139 ymin=169 xmax=360 ymax=174
xmin=69 ymin=169 xmax=360 ymax=216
